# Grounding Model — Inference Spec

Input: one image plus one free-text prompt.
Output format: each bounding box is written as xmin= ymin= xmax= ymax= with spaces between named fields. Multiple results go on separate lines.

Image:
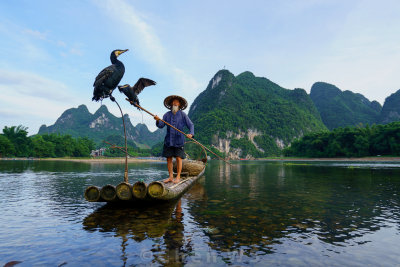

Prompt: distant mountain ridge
xmin=310 ymin=82 xmax=400 ymax=129
xmin=379 ymin=89 xmax=400 ymax=124
xmin=38 ymin=104 xmax=165 ymax=148
xmin=36 ymin=73 xmax=400 ymax=158
xmin=310 ymin=82 xmax=382 ymax=130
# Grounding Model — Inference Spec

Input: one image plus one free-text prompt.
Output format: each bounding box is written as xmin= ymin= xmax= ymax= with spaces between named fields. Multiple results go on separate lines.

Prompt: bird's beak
xmin=118 ymin=84 xmax=129 ymax=89
xmin=117 ymin=49 xmax=128 ymax=56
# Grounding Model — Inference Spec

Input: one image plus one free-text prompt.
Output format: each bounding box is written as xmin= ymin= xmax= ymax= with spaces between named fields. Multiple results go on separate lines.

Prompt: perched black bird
xmin=118 ymin=78 xmax=156 ymax=107
xmin=92 ymin=49 xmax=128 ymax=102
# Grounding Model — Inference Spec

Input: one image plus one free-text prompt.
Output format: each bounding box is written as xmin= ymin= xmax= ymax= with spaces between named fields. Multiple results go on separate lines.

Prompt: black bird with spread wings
xmin=118 ymin=78 xmax=156 ymax=108
xmin=92 ymin=49 xmax=128 ymax=102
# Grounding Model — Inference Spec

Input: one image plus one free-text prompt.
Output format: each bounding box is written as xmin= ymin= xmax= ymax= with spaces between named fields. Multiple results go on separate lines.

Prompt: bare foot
xmin=173 ymin=177 xmax=181 ymax=184
xmin=163 ymin=177 xmax=173 ymax=183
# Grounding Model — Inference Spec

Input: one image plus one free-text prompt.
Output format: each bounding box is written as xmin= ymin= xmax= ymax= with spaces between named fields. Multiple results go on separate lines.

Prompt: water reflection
xmin=83 ymin=200 xmax=189 ymax=266
xmin=187 ymin=162 xmax=400 ymax=258
xmin=1 ymin=160 xmax=400 ymax=266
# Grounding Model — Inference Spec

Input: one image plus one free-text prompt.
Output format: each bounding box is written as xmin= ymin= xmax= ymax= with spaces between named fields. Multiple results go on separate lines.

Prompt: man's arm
xmin=183 ymin=112 xmax=194 ymax=138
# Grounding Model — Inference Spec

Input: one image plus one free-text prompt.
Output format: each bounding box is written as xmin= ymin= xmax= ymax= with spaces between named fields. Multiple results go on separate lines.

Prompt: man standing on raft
xmin=154 ymin=95 xmax=194 ymax=184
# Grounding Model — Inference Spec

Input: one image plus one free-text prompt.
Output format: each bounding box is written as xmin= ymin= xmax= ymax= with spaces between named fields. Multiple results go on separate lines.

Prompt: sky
xmin=0 ymin=0 xmax=399 ymax=134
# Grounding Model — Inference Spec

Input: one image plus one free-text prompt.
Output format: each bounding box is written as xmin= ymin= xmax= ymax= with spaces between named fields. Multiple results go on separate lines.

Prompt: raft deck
xmin=84 ymin=161 xmax=206 ymax=203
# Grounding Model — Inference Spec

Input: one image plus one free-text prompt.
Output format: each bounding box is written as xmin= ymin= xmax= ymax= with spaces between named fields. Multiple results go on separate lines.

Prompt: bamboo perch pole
xmin=111 ymin=98 xmax=129 ymax=182
xmin=125 ymin=98 xmax=231 ymax=165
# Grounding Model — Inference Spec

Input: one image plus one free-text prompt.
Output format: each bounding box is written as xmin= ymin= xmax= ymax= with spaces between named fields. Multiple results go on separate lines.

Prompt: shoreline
xmin=1 ymin=157 xmax=400 ymax=163
xmin=257 ymin=157 xmax=400 ymax=162
xmin=0 ymin=157 xmax=164 ymax=164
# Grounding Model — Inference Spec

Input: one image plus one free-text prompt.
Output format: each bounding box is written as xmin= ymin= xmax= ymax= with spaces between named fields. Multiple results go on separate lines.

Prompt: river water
xmin=1 ymin=160 xmax=399 ymax=266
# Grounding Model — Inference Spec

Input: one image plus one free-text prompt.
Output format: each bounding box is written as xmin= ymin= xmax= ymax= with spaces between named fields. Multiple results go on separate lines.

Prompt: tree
xmin=73 ymin=137 xmax=95 ymax=157
xmin=2 ymin=125 xmax=31 ymax=156
xmin=0 ymin=135 xmax=15 ymax=157
xmin=42 ymin=134 xmax=75 ymax=157
xmin=284 ymin=122 xmax=400 ymax=157
xmin=31 ymin=135 xmax=55 ymax=158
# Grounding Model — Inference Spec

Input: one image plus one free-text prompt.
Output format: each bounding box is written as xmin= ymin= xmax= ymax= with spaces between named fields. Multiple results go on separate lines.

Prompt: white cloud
xmin=94 ymin=0 xmax=203 ymax=95
xmin=0 ymin=69 xmax=77 ymax=102
xmin=22 ymin=28 xmax=48 ymax=40
xmin=0 ymin=69 xmax=81 ymax=134
xmin=57 ymin=40 xmax=67 ymax=47
xmin=69 ymin=47 xmax=84 ymax=56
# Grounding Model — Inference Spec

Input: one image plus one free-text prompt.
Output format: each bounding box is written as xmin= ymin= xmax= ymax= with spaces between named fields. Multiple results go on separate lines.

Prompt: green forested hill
xmin=38 ymin=104 xmax=165 ymax=148
xmin=310 ymin=82 xmax=382 ymax=130
xmin=379 ymin=89 xmax=400 ymax=124
xmin=188 ymin=70 xmax=327 ymax=158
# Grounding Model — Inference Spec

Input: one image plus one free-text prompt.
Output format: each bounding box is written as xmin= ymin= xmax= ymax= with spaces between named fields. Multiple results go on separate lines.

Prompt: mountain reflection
xmin=185 ymin=162 xmax=400 ymax=256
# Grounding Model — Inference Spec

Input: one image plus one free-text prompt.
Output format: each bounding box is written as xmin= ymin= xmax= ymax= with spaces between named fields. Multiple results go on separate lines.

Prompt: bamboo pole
xmin=84 ymin=186 xmax=102 ymax=202
xmin=132 ymin=181 xmax=148 ymax=199
xmin=100 ymin=184 xmax=117 ymax=201
xmin=147 ymin=166 xmax=206 ymax=200
xmin=116 ymin=182 xmax=133 ymax=200
xmin=125 ymin=98 xmax=231 ymax=165
xmin=111 ymin=98 xmax=129 ymax=182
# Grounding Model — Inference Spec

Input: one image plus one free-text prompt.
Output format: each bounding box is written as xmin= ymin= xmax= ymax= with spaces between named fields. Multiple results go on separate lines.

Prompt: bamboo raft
xmin=84 ymin=159 xmax=206 ymax=203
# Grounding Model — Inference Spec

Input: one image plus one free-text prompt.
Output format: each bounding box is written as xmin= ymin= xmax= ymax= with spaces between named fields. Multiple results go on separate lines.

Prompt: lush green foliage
xmin=284 ymin=122 xmax=400 ymax=157
xmin=33 ymin=134 xmax=96 ymax=158
xmin=0 ymin=125 xmax=164 ymax=158
xmin=310 ymin=82 xmax=382 ymax=130
xmin=230 ymin=138 xmax=264 ymax=158
xmin=253 ymin=135 xmax=281 ymax=155
xmin=188 ymin=70 xmax=327 ymax=158
xmin=2 ymin=125 xmax=32 ymax=157
xmin=0 ymin=125 xmax=96 ymax=158
xmin=0 ymin=134 xmax=15 ymax=157
xmin=150 ymin=141 xmax=164 ymax=157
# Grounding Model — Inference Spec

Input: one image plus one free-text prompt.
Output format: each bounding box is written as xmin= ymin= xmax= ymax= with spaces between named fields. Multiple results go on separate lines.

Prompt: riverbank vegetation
xmin=0 ymin=125 xmax=154 ymax=158
xmin=284 ymin=122 xmax=400 ymax=157
xmin=0 ymin=125 xmax=96 ymax=158
xmin=2 ymin=122 xmax=400 ymax=159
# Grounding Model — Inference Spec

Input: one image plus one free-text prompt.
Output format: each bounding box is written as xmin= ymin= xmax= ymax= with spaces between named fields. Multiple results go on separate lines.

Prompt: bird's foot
xmin=110 ymin=96 xmax=115 ymax=102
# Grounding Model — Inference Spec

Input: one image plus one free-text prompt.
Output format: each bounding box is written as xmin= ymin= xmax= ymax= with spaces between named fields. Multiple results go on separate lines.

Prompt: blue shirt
xmin=156 ymin=110 xmax=194 ymax=147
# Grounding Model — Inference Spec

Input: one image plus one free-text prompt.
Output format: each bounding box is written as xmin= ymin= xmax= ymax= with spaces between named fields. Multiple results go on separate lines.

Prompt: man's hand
xmin=154 ymin=115 xmax=160 ymax=121
xmin=186 ymin=134 xmax=193 ymax=139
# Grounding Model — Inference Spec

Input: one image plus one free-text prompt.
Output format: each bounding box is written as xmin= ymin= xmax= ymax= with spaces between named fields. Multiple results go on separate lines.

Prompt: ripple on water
xmin=0 ymin=160 xmax=400 ymax=266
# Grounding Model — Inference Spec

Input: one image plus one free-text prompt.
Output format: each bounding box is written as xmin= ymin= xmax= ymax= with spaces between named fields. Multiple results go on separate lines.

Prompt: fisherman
xmin=154 ymin=95 xmax=194 ymax=184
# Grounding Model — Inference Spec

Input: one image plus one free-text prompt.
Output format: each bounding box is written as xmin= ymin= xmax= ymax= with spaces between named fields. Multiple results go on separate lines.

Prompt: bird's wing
xmin=93 ymin=65 xmax=115 ymax=87
xmin=133 ymin=78 xmax=156 ymax=95
xmin=118 ymin=86 xmax=131 ymax=97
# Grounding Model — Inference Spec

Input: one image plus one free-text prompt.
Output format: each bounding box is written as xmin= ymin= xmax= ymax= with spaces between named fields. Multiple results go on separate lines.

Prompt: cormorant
xmin=118 ymin=78 xmax=156 ymax=108
xmin=92 ymin=49 xmax=128 ymax=102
